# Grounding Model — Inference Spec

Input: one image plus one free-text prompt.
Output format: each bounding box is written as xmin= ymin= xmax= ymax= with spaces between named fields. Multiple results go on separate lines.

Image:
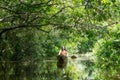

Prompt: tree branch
xmin=0 ymin=15 xmax=14 ymax=22
xmin=95 ymin=21 xmax=120 ymax=29
xmin=0 ymin=24 xmax=26 ymax=37
xmin=0 ymin=6 xmax=22 ymax=14
xmin=103 ymin=21 xmax=120 ymax=28
xmin=0 ymin=23 xmax=52 ymax=38
xmin=50 ymin=6 xmax=73 ymax=18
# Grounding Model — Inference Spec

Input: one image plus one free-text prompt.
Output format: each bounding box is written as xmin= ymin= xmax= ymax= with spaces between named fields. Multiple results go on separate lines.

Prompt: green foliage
xmin=0 ymin=0 xmax=120 ymax=80
xmin=93 ymin=25 xmax=120 ymax=79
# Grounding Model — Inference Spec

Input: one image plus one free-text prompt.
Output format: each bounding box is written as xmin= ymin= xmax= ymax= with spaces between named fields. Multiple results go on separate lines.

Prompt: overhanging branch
xmin=0 ymin=24 xmax=26 ymax=37
xmin=0 ymin=23 xmax=52 ymax=37
xmin=0 ymin=6 xmax=22 ymax=14
xmin=50 ymin=6 xmax=73 ymax=18
xmin=95 ymin=21 xmax=120 ymax=29
xmin=103 ymin=21 xmax=120 ymax=28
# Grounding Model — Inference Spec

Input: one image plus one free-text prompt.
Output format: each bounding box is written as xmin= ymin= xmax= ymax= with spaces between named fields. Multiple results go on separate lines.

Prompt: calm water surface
xmin=0 ymin=54 xmax=94 ymax=80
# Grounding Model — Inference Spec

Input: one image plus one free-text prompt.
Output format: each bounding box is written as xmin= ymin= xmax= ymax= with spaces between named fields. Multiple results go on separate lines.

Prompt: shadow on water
xmin=0 ymin=55 xmax=95 ymax=80
xmin=0 ymin=59 xmax=58 ymax=80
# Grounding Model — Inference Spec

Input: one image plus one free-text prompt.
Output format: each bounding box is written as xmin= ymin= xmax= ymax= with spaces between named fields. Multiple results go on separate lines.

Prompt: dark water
xmin=0 ymin=60 xmax=58 ymax=80
xmin=0 ymin=56 xmax=94 ymax=80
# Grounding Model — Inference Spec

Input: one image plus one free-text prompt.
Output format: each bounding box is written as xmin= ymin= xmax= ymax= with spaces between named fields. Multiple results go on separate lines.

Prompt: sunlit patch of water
xmin=68 ymin=53 xmax=95 ymax=80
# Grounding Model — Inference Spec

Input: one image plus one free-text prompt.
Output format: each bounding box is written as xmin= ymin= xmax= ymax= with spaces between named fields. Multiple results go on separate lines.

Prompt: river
xmin=0 ymin=53 xmax=95 ymax=80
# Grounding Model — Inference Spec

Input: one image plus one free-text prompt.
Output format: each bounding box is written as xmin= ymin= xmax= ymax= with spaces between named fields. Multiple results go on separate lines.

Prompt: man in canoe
xmin=58 ymin=46 xmax=68 ymax=56
xmin=57 ymin=46 xmax=68 ymax=70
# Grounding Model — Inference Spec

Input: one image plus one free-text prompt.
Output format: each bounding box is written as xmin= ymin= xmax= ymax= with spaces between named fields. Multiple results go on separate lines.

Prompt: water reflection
xmin=0 ymin=55 xmax=94 ymax=80
xmin=0 ymin=60 xmax=57 ymax=80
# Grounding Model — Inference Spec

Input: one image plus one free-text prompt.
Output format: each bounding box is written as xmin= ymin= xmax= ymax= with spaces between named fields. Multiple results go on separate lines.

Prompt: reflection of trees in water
xmin=0 ymin=59 xmax=69 ymax=80
xmin=0 ymin=60 xmax=57 ymax=80
xmin=0 ymin=56 xmax=94 ymax=80
xmin=84 ymin=60 xmax=94 ymax=78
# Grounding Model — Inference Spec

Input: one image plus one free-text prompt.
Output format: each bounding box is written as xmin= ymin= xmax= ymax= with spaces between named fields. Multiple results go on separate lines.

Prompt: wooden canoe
xmin=57 ymin=55 xmax=68 ymax=69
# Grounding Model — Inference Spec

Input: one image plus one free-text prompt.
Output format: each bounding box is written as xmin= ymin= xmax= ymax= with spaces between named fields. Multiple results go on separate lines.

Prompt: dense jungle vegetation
xmin=0 ymin=0 xmax=120 ymax=80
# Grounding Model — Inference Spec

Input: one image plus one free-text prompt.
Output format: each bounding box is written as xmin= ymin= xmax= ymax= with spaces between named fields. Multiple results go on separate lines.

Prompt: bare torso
xmin=59 ymin=50 xmax=67 ymax=56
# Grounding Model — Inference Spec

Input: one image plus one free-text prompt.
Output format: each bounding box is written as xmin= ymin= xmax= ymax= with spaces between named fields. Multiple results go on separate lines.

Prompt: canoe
xmin=57 ymin=55 xmax=68 ymax=69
